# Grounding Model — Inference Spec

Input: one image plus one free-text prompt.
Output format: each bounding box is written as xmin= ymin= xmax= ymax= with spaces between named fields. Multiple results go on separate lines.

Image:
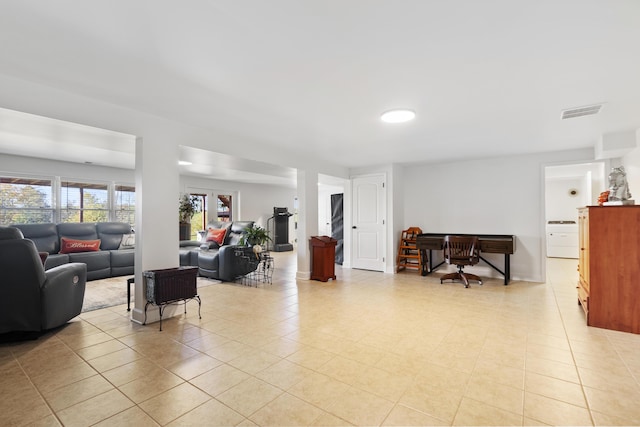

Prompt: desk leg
xmin=429 ymin=250 xmax=433 ymax=273
xmin=420 ymin=249 xmax=429 ymax=276
xmin=504 ymin=255 xmax=510 ymax=286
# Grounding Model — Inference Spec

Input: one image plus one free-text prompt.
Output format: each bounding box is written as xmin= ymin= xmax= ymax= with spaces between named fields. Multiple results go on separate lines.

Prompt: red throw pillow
xmin=206 ymin=227 xmax=227 ymax=245
xmin=60 ymin=237 xmax=101 ymax=254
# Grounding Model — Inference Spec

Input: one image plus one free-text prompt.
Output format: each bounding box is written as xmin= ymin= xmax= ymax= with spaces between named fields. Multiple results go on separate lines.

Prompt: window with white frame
xmin=115 ymin=184 xmax=135 ymax=226
xmin=0 ymin=177 xmax=54 ymax=224
xmin=0 ymin=175 xmax=136 ymax=225
xmin=60 ymin=180 xmax=109 ymax=223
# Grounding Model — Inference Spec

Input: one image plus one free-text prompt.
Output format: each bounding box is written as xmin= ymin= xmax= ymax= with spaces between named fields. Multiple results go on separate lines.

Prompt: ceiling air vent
xmin=561 ymin=103 xmax=603 ymax=120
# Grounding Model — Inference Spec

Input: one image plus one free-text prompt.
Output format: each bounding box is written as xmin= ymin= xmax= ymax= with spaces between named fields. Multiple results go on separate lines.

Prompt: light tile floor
xmin=2 ymin=253 xmax=640 ymax=426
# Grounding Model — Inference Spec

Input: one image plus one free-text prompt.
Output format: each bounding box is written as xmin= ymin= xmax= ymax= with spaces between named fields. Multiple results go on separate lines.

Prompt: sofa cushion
xmin=207 ymin=221 xmax=232 ymax=231
xmin=60 ymin=237 xmax=101 ymax=254
xmin=44 ymin=253 xmax=69 ymax=270
xmin=225 ymin=221 xmax=254 ymax=246
xmin=110 ymin=249 xmax=134 ymax=276
xmin=206 ymin=227 xmax=227 ymax=245
xmin=68 ymin=251 xmax=111 ymax=280
xmin=57 ymin=222 xmax=99 ymax=242
xmin=118 ymin=233 xmax=135 ymax=249
xmin=96 ymin=222 xmax=133 ymax=250
xmin=110 ymin=249 xmax=134 ymax=268
xmin=12 ymin=223 xmax=60 ymax=254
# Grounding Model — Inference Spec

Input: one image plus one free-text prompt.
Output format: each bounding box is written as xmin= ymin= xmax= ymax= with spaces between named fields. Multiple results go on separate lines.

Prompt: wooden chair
xmin=440 ymin=235 xmax=482 ymax=288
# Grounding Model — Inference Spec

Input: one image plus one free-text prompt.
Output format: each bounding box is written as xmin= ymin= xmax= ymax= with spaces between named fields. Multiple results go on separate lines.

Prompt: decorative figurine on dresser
xmin=604 ymin=166 xmax=634 ymax=205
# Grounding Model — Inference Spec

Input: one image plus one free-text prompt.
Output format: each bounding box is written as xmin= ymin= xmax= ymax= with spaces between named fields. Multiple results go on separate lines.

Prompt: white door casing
xmin=351 ymin=174 xmax=386 ymax=271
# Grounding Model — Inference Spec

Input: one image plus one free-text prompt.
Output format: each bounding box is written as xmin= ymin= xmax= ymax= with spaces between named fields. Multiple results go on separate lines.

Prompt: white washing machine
xmin=546 ymin=221 xmax=579 ymax=258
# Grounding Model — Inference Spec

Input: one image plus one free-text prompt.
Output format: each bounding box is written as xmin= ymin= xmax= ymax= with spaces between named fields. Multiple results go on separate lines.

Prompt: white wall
xmin=544 ymin=177 xmax=589 ymax=222
xmin=543 ymin=161 xmax=608 ymax=222
xmin=402 ymin=148 xmax=594 ymax=282
xmin=623 ymin=130 xmax=640 ymax=200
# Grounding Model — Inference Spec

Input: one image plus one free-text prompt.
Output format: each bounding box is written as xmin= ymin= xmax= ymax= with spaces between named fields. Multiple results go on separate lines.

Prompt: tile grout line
xmin=547 ymin=271 xmax=596 ymax=427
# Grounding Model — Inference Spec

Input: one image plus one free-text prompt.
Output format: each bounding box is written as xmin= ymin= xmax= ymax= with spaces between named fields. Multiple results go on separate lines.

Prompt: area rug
xmin=81 ymin=275 xmax=220 ymax=312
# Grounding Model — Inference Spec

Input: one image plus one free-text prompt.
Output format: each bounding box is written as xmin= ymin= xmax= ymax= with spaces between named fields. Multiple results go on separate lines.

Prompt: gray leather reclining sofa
xmin=12 ymin=222 xmax=134 ymax=281
xmin=12 ymin=221 xmax=257 ymax=283
xmin=179 ymin=221 xmax=259 ymax=282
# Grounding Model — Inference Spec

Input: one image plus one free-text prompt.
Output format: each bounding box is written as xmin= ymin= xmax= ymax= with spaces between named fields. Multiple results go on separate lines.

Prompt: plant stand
xmin=244 ymin=252 xmax=274 ymax=286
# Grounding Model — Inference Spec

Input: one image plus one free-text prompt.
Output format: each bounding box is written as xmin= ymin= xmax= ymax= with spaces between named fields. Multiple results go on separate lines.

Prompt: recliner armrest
xmin=40 ymin=263 xmax=87 ymax=330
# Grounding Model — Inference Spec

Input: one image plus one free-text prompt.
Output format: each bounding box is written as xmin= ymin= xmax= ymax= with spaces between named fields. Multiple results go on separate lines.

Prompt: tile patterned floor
xmin=2 ymin=253 xmax=640 ymax=426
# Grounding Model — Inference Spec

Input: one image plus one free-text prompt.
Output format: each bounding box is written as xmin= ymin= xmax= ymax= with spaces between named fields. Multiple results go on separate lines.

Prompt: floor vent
xmin=561 ymin=103 xmax=603 ymax=119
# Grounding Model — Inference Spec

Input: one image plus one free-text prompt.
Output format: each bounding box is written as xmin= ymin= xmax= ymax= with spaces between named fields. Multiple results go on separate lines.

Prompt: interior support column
xmin=296 ymin=169 xmax=319 ymax=280
xmin=131 ymin=135 xmax=180 ymax=324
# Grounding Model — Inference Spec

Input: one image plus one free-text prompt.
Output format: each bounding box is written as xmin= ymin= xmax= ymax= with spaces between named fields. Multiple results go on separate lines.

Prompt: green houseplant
xmin=179 ymin=194 xmax=198 ymax=223
xmin=178 ymin=194 xmax=198 ymax=240
xmin=240 ymin=224 xmax=271 ymax=247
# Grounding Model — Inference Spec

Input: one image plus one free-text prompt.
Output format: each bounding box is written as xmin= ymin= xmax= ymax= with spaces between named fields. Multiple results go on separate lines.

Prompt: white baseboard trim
xmin=296 ymin=270 xmax=311 ymax=280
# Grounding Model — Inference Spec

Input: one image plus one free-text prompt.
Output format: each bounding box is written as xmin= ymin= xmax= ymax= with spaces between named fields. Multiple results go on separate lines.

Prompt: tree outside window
xmin=190 ymin=193 xmax=206 ymax=240
xmin=60 ymin=181 xmax=108 ymax=223
xmin=0 ymin=178 xmax=53 ymax=224
xmin=217 ymin=194 xmax=232 ymax=221
xmin=115 ymin=184 xmax=135 ymax=226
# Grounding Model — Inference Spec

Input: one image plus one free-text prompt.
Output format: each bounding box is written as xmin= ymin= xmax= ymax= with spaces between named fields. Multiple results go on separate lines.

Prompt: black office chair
xmin=440 ymin=235 xmax=482 ymax=288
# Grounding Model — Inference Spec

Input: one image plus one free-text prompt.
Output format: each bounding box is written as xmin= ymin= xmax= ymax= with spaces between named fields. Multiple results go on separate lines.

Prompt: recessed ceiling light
xmin=381 ymin=109 xmax=416 ymax=124
xmin=178 ymin=160 xmax=192 ymax=166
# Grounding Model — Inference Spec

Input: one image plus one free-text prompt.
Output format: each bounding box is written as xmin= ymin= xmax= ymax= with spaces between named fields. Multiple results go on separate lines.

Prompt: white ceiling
xmin=0 ymin=1 xmax=639 ymax=184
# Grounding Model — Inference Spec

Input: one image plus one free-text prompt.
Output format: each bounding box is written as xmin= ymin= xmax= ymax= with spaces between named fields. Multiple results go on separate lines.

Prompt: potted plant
xmin=240 ymin=224 xmax=271 ymax=248
xmin=178 ymin=194 xmax=198 ymax=240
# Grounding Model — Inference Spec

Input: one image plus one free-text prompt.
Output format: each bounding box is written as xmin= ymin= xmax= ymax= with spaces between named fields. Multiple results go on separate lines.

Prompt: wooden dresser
xmin=577 ymin=205 xmax=640 ymax=334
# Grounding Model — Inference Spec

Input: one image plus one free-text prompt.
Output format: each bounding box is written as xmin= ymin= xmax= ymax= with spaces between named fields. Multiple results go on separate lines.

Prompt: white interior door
xmin=351 ymin=174 xmax=386 ymax=271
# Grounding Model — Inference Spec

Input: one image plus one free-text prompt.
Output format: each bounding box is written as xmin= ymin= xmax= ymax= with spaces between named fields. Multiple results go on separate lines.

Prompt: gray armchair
xmin=0 ymin=226 xmax=87 ymax=334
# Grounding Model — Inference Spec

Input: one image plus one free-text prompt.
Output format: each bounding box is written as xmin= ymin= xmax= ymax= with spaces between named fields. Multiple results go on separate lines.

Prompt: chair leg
xmin=440 ymin=272 xmax=462 ymax=283
xmin=441 ymin=266 xmax=482 ymax=288
xmin=460 ymin=272 xmax=483 ymax=285
xmin=460 ymin=273 xmax=470 ymax=288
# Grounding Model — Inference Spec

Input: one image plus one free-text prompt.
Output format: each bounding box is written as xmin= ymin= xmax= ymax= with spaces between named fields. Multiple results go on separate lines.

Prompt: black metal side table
xmin=246 ymin=252 xmax=274 ymax=286
xmin=256 ymin=252 xmax=274 ymax=285
xmin=126 ymin=277 xmax=134 ymax=311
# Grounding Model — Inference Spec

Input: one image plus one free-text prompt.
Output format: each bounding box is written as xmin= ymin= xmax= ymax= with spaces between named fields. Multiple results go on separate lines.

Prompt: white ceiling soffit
xmin=179 ymin=146 xmax=297 ymax=187
xmin=0 ymin=107 xmax=136 ymax=169
xmin=0 ymin=108 xmax=297 ymax=186
xmin=545 ymin=162 xmax=604 ymax=179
